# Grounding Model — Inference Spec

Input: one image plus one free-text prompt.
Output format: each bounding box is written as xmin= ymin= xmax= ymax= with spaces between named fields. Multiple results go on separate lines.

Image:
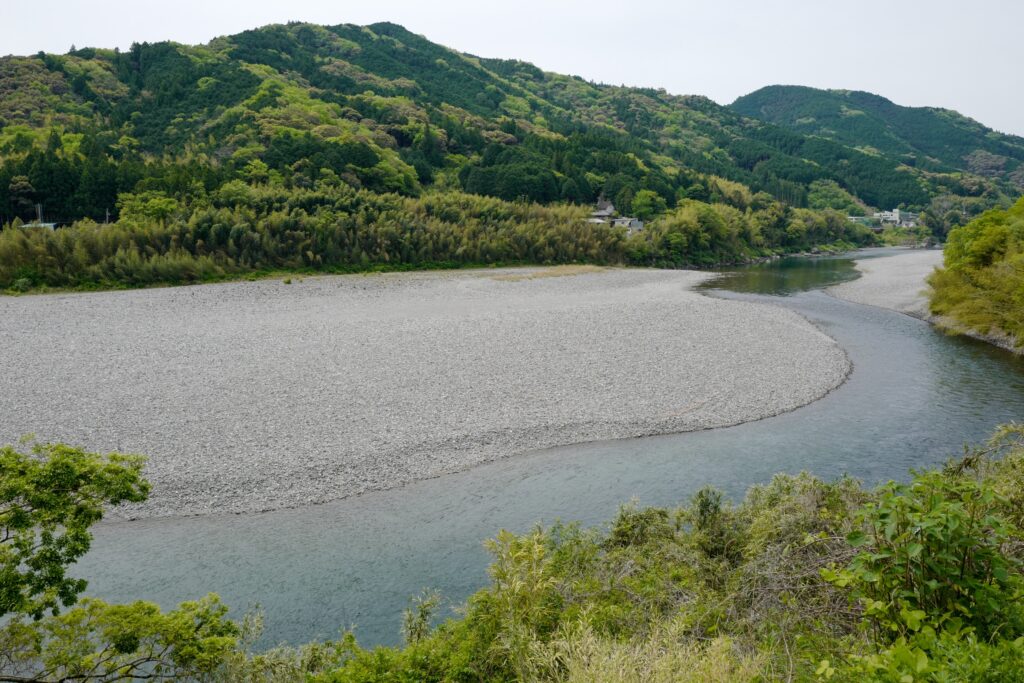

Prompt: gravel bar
xmin=1 ymin=267 xmax=850 ymax=519
xmin=828 ymin=249 xmax=943 ymax=317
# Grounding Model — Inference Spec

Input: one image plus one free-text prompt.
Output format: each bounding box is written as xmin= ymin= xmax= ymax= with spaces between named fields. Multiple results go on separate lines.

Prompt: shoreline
xmin=928 ymin=315 xmax=1021 ymax=354
xmin=101 ymin=348 xmax=857 ymax=525
xmin=827 ymin=248 xmax=1020 ymax=354
xmin=2 ymin=266 xmax=851 ymax=520
xmin=826 ymin=248 xmax=943 ymax=319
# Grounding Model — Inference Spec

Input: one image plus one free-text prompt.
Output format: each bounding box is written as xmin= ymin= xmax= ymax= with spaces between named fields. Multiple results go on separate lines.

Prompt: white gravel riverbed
xmin=828 ymin=249 xmax=944 ymax=317
xmin=1 ymin=267 xmax=850 ymax=519
xmin=830 ymin=247 xmax=1020 ymax=352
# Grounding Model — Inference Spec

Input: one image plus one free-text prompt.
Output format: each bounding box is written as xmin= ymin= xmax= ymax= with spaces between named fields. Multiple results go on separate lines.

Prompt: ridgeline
xmin=0 ymin=22 xmax=1021 ymax=290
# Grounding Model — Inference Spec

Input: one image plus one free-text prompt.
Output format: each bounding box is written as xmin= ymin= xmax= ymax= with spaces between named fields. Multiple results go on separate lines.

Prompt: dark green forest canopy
xmin=0 ymin=21 xmax=1019 ymax=228
xmin=732 ymin=85 xmax=1024 ymax=189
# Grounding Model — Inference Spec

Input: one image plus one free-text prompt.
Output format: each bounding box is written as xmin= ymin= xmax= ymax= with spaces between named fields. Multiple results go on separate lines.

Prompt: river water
xmin=75 ymin=249 xmax=1024 ymax=648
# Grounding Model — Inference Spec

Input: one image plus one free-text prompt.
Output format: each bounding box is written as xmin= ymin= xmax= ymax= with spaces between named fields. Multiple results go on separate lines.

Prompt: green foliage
xmin=213 ymin=609 xmax=353 ymax=682
xmin=525 ymin=625 xmax=766 ymax=683
xmin=878 ymin=225 xmax=929 ymax=246
xmin=825 ymin=471 xmax=1021 ymax=641
xmin=0 ymin=442 xmax=148 ymax=619
xmin=0 ymin=180 xmax=879 ymax=292
xmin=633 ymin=199 xmax=873 ymax=268
xmin=630 ymin=189 xmax=667 ymax=221
xmin=7 ymin=427 xmax=1024 ymax=680
xmin=307 ymin=427 xmax=1024 ymax=682
xmin=0 ymin=187 xmax=624 ymax=290
xmin=928 ymin=196 xmax=1024 ymax=346
xmin=733 ymin=85 xmax=1024 ymax=192
xmin=1 ymin=21 xmax=1010 ymax=236
xmin=0 ymin=439 xmax=359 ymax=682
xmin=807 ymin=179 xmax=866 ymax=215
xmin=0 ymin=595 xmax=240 ymax=682
xmin=117 ymin=190 xmax=179 ymax=225
xmin=402 ymin=590 xmax=442 ymax=646
xmin=689 ymin=486 xmax=744 ymax=568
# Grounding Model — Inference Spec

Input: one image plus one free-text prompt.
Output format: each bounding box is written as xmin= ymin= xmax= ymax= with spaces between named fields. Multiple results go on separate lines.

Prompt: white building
xmin=872 ymin=208 xmax=919 ymax=227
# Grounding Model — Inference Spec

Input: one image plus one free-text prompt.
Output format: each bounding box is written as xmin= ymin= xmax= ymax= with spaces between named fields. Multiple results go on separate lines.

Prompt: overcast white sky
xmin=2 ymin=0 xmax=1022 ymax=135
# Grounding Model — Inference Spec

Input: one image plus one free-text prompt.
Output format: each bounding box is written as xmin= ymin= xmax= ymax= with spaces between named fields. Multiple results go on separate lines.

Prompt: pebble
xmin=0 ymin=267 xmax=850 ymax=519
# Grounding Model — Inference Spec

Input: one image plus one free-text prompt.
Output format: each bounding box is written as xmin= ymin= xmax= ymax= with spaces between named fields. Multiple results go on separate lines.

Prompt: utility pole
xmin=35 ymin=203 xmax=42 ymax=225
xmin=105 ymin=208 xmax=110 ymax=225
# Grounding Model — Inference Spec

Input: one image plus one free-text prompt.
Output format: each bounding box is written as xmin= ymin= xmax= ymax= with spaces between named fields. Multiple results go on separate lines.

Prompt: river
xmin=74 ymin=248 xmax=1024 ymax=648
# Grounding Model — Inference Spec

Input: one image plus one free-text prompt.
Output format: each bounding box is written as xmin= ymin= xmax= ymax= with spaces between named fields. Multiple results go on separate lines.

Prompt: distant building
xmin=872 ymin=208 xmax=919 ymax=228
xmin=21 ymin=204 xmax=57 ymax=230
xmin=590 ymin=200 xmax=616 ymax=220
xmin=612 ymin=217 xmax=644 ymax=234
xmin=586 ymin=200 xmax=643 ymax=234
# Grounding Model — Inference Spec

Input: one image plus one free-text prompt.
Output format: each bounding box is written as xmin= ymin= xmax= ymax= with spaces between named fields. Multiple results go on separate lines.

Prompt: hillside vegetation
xmin=4 ymin=427 xmax=1024 ymax=681
xmin=0 ymin=22 xmax=1018 ymax=289
xmin=0 ymin=22 xmax=968 ymax=217
xmin=732 ymin=85 xmax=1024 ymax=189
xmin=733 ymin=85 xmax=1024 ymax=240
xmin=929 ymin=196 xmax=1024 ymax=349
xmin=0 ymin=182 xmax=872 ymax=291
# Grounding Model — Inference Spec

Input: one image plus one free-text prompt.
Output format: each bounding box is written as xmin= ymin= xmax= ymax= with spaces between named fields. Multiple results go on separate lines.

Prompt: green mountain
xmin=1 ymin=21 xmax=1017 ymax=229
xmin=732 ymin=85 xmax=1024 ymax=190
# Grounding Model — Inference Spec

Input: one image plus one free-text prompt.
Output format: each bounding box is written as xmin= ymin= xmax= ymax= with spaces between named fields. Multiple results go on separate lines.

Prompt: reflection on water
xmin=698 ymin=247 xmax=914 ymax=296
xmin=75 ymin=250 xmax=1024 ymax=648
xmin=701 ymin=256 xmax=858 ymax=295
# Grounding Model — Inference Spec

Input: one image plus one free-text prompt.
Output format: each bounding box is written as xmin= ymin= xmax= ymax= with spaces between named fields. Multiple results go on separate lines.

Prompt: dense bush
xmin=0 ymin=187 xmax=607 ymax=289
xmin=0 ymin=181 xmax=875 ymax=292
xmin=5 ymin=428 xmax=1024 ymax=680
xmin=298 ymin=426 xmax=1024 ymax=682
xmin=928 ymin=196 xmax=1024 ymax=347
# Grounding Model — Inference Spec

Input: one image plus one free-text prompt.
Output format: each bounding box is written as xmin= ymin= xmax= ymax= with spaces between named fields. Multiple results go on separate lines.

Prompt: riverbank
xmin=0 ymin=267 xmax=850 ymax=519
xmin=827 ymin=248 xmax=943 ymax=318
xmin=828 ymin=249 xmax=1021 ymax=353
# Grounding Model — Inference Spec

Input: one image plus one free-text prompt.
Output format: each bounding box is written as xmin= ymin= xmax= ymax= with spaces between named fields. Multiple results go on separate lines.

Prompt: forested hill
xmin=732 ymin=85 xmax=1024 ymax=189
xmin=0 ymin=20 xmax=1018 ymax=229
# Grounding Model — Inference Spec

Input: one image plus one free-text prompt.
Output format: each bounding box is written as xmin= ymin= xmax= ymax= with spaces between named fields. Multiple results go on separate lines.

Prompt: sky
xmin=2 ymin=0 xmax=1022 ymax=136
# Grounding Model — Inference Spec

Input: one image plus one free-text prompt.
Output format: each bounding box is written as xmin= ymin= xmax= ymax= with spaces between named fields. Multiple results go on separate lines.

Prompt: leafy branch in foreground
xmin=0 ymin=595 xmax=237 ymax=683
xmin=0 ymin=441 xmax=350 ymax=683
xmin=0 ymin=443 xmax=149 ymax=619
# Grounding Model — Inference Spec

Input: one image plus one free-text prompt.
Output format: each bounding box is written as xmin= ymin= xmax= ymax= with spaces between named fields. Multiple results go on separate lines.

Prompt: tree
xmin=116 ymin=191 xmax=179 ymax=227
xmin=7 ymin=177 xmax=35 ymax=218
xmin=0 ymin=443 xmax=243 ymax=682
xmin=0 ymin=595 xmax=239 ymax=682
xmin=631 ymin=189 xmax=667 ymax=221
xmin=241 ymin=159 xmax=270 ymax=185
xmin=414 ymin=122 xmax=444 ymax=166
xmin=0 ymin=443 xmax=149 ymax=619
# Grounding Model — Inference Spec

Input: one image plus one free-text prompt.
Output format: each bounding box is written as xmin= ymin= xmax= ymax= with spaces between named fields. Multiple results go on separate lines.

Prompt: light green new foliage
xmin=0 ymin=442 xmax=149 ymax=619
xmin=402 ymin=590 xmax=442 ymax=646
xmin=212 ymin=609 xmax=353 ymax=683
xmin=0 ymin=442 xmax=247 ymax=683
xmin=483 ymin=529 xmax=562 ymax=679
xmin=0 ymin=595 xmax=239 ymax=682
xmin=928 ymin=196 xmax=1024 ymax=346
